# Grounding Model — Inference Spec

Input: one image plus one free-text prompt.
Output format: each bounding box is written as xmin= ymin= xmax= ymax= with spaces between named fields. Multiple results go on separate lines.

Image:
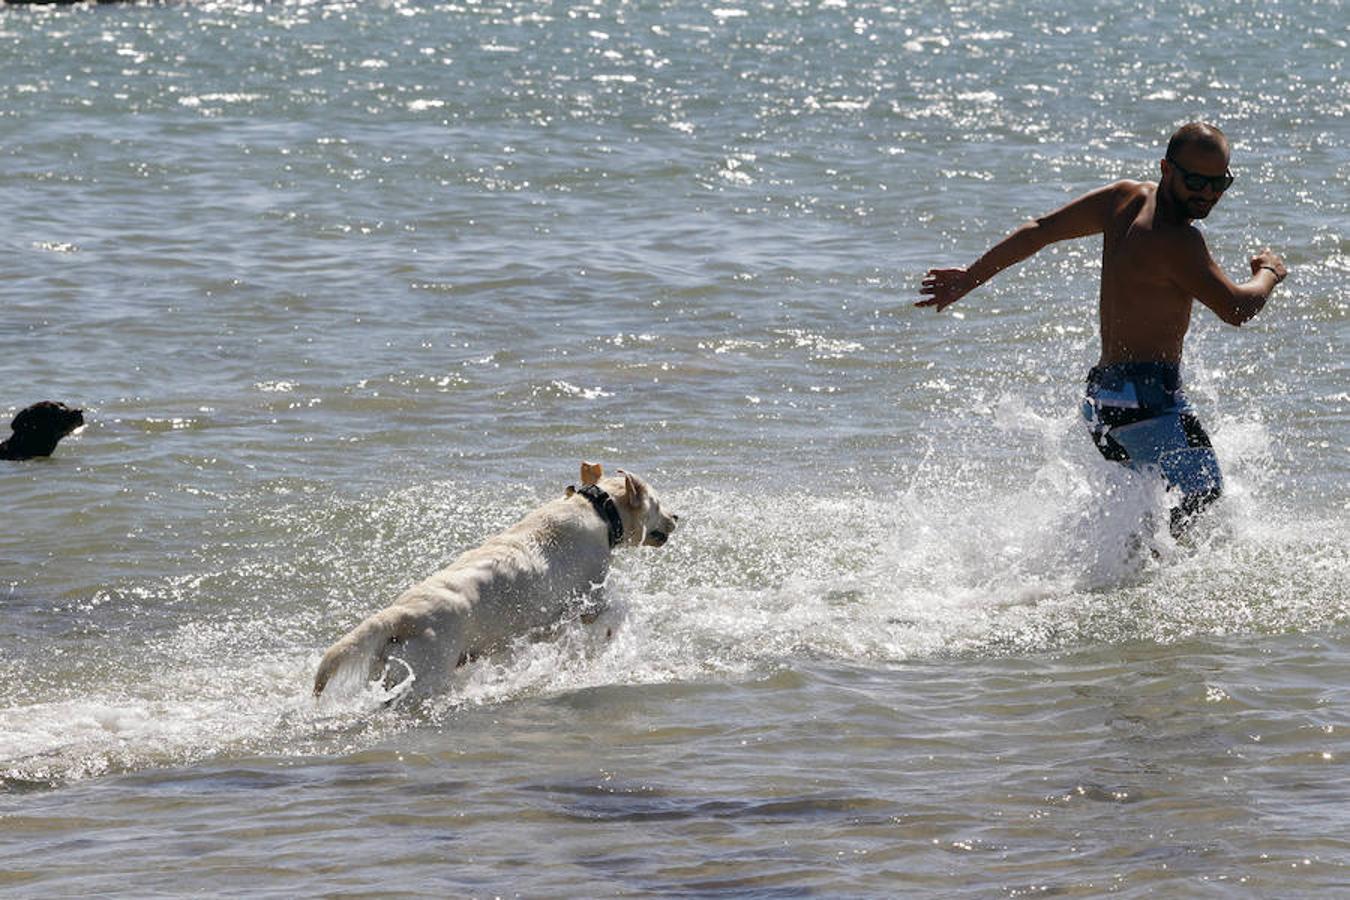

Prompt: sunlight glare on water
xmin=1 ymin=0 xmax=1346 ymax=895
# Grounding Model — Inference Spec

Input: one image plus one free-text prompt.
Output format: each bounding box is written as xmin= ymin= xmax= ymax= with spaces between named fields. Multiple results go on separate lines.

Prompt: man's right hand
xmin=917 ymin=268 xmax=977 ymax=311
xmin=1250 ymin=249 xmax=1287 ymax=284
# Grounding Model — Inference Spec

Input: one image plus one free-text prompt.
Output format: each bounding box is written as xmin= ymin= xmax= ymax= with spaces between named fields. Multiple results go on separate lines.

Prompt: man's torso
xmin=1097 ymin=181 xmax=1201 ymax=366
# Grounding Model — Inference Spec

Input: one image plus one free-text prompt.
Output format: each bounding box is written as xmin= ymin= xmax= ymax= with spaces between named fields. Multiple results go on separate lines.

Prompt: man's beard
xmin=1163 ymin=180 xmax=1215 ymax=221
xmin=1186 ymin=198 xmax=1215 ymax=219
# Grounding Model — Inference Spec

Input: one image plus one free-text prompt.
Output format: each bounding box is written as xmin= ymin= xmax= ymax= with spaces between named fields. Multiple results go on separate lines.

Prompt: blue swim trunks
xmin=1081 ymin=362 xmax=1223 ymax=534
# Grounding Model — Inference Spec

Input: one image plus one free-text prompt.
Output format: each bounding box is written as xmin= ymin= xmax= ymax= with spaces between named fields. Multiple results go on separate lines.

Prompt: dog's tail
xmin=313 ymin=611 xmax=400 ymax=699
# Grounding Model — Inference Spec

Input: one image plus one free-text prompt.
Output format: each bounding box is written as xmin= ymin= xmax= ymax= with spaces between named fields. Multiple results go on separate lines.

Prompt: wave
xmin=2 ymin=409 xmax=1344 ymax=788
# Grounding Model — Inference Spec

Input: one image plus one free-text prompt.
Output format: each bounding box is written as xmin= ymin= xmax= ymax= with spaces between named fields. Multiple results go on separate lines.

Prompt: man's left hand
xmin=1250 ymin=249 xmax=1287 ymax=284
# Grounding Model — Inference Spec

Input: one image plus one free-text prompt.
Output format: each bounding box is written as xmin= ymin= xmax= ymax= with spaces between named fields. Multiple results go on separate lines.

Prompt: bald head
xmin=1166 ymin=122 xmax=1229 ymax=161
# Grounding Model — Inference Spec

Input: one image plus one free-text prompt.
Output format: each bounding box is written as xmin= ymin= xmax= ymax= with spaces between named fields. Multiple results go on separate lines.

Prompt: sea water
xmin=1 ymin=0 xmax=1346 ymax=895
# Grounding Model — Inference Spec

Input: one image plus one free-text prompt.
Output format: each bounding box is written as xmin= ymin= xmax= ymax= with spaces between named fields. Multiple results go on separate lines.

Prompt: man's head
xmin=1160 ymin=122 xmax=1233 ymax=221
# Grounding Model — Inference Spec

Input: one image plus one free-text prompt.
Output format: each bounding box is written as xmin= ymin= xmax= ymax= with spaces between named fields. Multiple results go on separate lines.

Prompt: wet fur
xmin=313 ymin=464 xmax=677 ymax=700
xmin=1 ymin=402 xmax=84 ymax=461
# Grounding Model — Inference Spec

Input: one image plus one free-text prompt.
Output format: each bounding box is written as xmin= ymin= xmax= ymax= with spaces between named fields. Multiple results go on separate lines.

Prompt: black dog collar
xmin=575 ymin=484 xmax=624 ymax=548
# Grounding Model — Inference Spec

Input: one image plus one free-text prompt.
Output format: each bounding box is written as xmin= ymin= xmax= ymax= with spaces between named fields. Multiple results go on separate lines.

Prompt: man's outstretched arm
xmin=917 ymin=181 xmax=1127 ymax=311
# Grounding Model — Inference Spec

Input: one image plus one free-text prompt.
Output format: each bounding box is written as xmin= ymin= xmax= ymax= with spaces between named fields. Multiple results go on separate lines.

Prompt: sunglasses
xmin=1167 ymin=157 xmax=1234 ymax=193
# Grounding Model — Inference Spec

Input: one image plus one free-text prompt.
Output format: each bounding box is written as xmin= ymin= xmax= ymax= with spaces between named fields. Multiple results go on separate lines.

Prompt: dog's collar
xmin=574 ymin=484 xmax=624 ymax=548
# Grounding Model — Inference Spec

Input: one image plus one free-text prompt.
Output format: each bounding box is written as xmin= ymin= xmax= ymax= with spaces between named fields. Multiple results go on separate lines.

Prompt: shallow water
xmin=1 ymin=0 xmax=1346 ymax=895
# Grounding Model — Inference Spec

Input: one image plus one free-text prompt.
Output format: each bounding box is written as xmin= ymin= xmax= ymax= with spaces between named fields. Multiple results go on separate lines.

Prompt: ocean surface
xmin=1 ymin=0 xmax=1346 ymax=895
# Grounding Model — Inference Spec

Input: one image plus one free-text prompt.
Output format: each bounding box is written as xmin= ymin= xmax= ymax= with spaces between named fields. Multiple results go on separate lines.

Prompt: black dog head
xmin=1 ymin=401 xmax=85 ymax=460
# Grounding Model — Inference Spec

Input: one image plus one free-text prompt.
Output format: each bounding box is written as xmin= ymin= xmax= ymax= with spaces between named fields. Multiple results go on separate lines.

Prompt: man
xmin=917 ymin=123 xmax=1286 ymax=537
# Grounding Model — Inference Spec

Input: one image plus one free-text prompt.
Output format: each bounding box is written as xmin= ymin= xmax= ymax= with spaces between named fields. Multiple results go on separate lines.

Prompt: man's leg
xmin=1105 ymin=412 xmax=1223 ymax=538
xmin=1161 ymin=413 xmax=1223 ymax=536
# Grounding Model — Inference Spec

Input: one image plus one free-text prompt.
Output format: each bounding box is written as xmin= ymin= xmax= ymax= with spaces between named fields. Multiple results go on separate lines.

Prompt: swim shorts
xmin=1081 ymin=362 xmax=1222 ymax=531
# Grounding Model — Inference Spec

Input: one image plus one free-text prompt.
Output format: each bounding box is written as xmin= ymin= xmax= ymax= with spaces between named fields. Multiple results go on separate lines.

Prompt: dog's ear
xmin=580 ymin=461 xmax=602 ymax=486
xmin=10 ymin=407 xmax=36 ymax=433
xmin=621 ymin=470 xmax=647 ymax=508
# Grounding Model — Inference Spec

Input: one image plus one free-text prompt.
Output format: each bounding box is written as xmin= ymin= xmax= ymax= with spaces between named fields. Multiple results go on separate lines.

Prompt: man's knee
xmin=1170 ymin=483 xmax=1221 ymax=537
xmin=1181 ymin=481 xmax=1222 ymax=516
xmin=1161 ymin=441 xmax=1222 ymax=494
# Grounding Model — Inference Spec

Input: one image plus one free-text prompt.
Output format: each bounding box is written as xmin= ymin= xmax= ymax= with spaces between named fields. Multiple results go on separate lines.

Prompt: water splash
xmin=2 ymin=398 xmax=1343 ymax=790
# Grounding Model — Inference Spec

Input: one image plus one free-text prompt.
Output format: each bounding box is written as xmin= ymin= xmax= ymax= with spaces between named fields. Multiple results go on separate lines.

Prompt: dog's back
xmin=313 ymin=495 xmax=613 ymax=698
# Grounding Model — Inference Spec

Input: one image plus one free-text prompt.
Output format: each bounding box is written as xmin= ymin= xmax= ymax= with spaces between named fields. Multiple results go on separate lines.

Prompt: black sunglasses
xmin=1167 ymin=157 xmax=1234 ymax=193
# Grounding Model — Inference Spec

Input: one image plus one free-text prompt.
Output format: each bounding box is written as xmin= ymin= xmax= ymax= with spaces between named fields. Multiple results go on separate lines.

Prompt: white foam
xmin=4 ymin=419 xmax=1342 ymax=786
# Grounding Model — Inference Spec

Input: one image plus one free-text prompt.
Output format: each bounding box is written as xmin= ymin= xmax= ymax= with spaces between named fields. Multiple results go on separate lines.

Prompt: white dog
xmin=314 ymin=462 xmax=678 ymax=700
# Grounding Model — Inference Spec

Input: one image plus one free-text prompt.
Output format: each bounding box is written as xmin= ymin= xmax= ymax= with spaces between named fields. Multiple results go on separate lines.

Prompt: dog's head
xmin=12 ymin=401 xmax=84 ymax=438
xmin=5 ymin=401 xmax=84 ymax=458
xmin=570 ymin=461 xmax=679 ymax=548
xmin=615 ymin=469 xmax=679 ymax=547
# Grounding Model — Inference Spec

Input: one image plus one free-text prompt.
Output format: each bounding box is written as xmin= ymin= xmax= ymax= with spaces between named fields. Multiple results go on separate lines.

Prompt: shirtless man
xmin=917 ymin=123 xmax=1286 ymax=536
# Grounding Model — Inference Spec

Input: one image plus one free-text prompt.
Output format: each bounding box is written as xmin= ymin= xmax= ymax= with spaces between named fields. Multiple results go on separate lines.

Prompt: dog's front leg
xmin=577 ymin=579 xmax=609 ymax=625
